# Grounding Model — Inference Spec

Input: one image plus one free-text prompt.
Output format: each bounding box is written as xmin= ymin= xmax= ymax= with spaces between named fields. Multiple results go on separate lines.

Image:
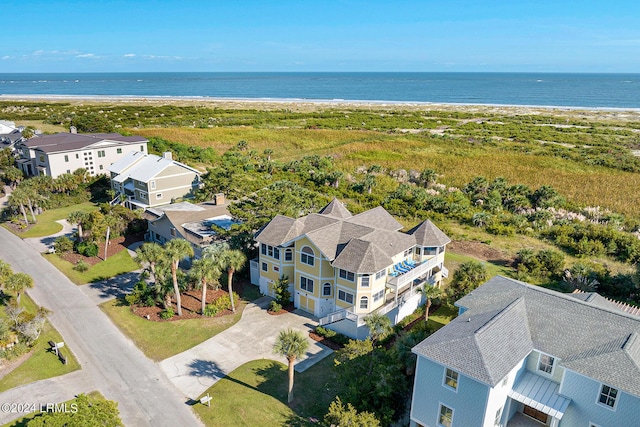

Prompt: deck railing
xmin=387 ymin=256 xmax=441 ymax=290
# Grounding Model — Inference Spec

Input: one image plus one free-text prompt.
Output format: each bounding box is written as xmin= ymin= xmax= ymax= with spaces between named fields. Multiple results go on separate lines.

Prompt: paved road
xmin=0 ymin=227 xmax=202 ymax=427
xmin=160 ymin=296 xmax=332 ymax=400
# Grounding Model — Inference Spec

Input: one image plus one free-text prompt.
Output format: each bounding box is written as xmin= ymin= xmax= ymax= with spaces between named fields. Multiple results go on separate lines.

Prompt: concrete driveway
xmin=160 ymin=296 xmax=333 ymax=400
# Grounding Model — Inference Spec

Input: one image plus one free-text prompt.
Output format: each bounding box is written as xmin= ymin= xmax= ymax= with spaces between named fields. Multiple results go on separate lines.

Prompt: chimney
xmin=70 ymin=126 xmax=77 ymax=134
xmin=162 ymin=151 xmax=172 ymax=160
xmin=214 ymin=193 xmax=225 ymax=205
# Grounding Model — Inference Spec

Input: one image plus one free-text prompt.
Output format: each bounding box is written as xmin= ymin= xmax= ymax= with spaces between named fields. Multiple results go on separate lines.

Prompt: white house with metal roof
xmin=252 ymin=198 xmax=450 ymax=339
xmin=108 ymin=151 xmax=201 ymax=209
xmin=15 ymin=131 xmax=148 ymax=178
xmin=410 ymin=276 xmax=640 ymax=427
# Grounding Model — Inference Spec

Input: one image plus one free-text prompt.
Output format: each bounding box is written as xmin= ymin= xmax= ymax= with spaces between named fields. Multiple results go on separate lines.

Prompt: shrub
xmin=268 ymin=301 xmax=282 ymax=312
xmin=272 ymin=276 xmax=291 ymax=306
xmin=53 ymin=236 xmax=74 ymax=253
xmin=76 ymin=241 xmax=99 ymax=257
xmin=315 ymin=326 xmax=349 ymax=346
xmin=203 ymin=304 xmax=219 ymax=317
xmin=73 ymin=260 xmax=89 ymax=272
xmin=159 ymin=307 xmax=175 ymax=319
xmin=125 ymin=281 xmax=155 ymax=307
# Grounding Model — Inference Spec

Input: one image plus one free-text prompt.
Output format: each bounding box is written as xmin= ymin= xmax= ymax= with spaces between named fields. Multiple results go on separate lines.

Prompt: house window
xmin=373 ymin=289 xmax=385 ymax=302
xmin=598 ymin=384 xmax=618 ymax=409
xmin=285 ymin=249 xmax=293 ymax=261
xmin=338 ymin=290 xmax=354 ymax=304
xmin=99 ymin=165 xmax=103 ymax=170
xmin=75 ymin=153 xmax=79 ymax=159
xmin=361 ymin=275 xmax=370 ymax=287
xmin=438 ymin=404 xmax=453 ymax=427
xmin=375 ymin=269 xmax=385 ymax=280
xmin=339 ymin=269 xmax=355 ymax=282
xmin=117 ymin=148 xmax=122 ymax=154
xmin=67 ymin=170 xmax=71 ymax=174
xmin=494 ymin=407 xmax=502 ymax=426
xmin=261 ymin=262 xmax=267 ymax=272
xmin=261 ymin=244 xmax=267 ymax=255
xmin=156 ymin=193 xmax=163 ymax=199
xmin=538 ymin=353 xmax=555 ymax=374
xmin=403 ymin=248 xmax=412 ymax=257
xmin=323 ymin=283 xmax=331 ymax=296
xmin=64 ymin=155 xmax=69 ymax=162
xmin=300 ymin=246 xmax=315 ymax=266
xmin=140 ymin=145 xmax=144 ymax=151
xmin=150 ymin=180 xmax=156 ymax=190
xmin=39 ymin=154 xmax=45 ymax=162
xmin=416 ymin=247 xmax=422 ymax=256
xmin=273 ymin=266 xmax=280 ymax=272
xmin=97 ymin=150 xmax=105 ymax=158
xmin=170 ymin=228 xmax=176 ymax=237
xmin=300 ymin=276 xmax=314 ymax=293
xmin=444 ymin=368 xmax=459 ymax=391
xmin=360 ymin=296 xmax=368 ymax=309
xmin=273 ymin=247 xmax=280 ymax=260
xmin=425 ymin=247 xmax=437 ymax=255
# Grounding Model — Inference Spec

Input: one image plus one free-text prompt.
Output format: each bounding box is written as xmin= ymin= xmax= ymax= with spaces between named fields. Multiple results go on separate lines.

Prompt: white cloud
xmin=124 ymin=53 xmax=136 ymax=57
xmin=2 ymin=56 xmax=11 ymax=60
xmin=76 ymin=53 xmax=96 ymax=58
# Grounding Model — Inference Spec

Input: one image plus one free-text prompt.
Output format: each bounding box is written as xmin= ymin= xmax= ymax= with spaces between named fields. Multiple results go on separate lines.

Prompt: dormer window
xmin=537 ymin=353 xmax=555 ymax=375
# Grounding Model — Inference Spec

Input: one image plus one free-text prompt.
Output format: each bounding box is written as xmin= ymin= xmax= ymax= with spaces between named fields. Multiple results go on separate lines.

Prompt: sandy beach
xmin=2 ymin=94 xmax=640 ymax=122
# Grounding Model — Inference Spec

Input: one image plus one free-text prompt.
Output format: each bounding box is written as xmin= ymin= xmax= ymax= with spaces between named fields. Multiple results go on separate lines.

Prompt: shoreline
xmin=1 ymin=94 xmax=640 ymax=118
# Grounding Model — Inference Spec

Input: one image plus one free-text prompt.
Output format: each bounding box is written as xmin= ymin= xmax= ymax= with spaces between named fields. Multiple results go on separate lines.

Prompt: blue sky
xmin=2 ymin=0 xmax=639 ymax=73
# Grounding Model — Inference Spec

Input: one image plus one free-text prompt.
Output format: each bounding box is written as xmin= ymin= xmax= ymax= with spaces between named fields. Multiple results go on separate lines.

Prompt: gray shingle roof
xmin=318 ymin=198 xmax=353 ymax=219
xmin=255 ymin=200 xmax=451 ymax=274
xmin=346 ymin=206 xmax=403 ymax=231
xmin=407 ymin=219 xmax=451 ymax=246
xmin=414 ymin=276 xmax=640 ymax=397
xmin=25 ymin=132 xmax=147 ymax=153
xmin=331 ymin=239 xmax=393 ymax=273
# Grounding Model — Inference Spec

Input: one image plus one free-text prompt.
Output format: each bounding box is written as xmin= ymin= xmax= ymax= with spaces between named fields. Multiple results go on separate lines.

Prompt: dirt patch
xmin=309 ymin=332 xmax=343 ymax=351
xmin=448 ymin=240 xmax=513 ymax=265
xmin=132 ymin=288 xmax=234 ymax=321
xmin=60 ymin=233 xmax=143 ymax=266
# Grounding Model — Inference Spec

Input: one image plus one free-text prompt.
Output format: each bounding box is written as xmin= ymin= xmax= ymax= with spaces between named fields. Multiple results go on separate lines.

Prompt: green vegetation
xmin=100 ymin=298 xmax=245 ymax=361
xmin=0 ymin=295 xmax=80 ymax=393
xmin=7 ymin=202 xmax=97 ymax=239
xmin=44 ymin=249 xmax=139 ymax=285
xmin=1 ymin=392 xmax=122 ymax=427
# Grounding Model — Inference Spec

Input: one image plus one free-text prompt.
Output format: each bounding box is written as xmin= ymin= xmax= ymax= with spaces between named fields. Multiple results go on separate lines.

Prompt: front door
xmin=522 ymin=405 xmax=548 ymax=425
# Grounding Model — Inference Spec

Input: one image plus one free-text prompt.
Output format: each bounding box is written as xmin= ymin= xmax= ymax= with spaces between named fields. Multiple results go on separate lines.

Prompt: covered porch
xmin=506 ymin=372 xmax=570 ymax=427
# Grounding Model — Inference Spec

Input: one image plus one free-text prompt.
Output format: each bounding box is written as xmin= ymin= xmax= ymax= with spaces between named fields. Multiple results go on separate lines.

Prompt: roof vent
xmin=467 ymin=317 xmax=471 ymax=322
xmin=162 ymin=151 xmax=173 ymax=160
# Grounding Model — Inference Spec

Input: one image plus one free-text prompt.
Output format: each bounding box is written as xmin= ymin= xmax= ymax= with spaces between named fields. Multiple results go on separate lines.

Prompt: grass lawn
xmin=0 ymin=391 xmax=111 ymax=427
xmin=445 ymin=250 xmax=513 ymax=281
xmin=43 ymin=250 xmax=139 ymax=285
xmin=13 ymin=202 xmax=97 ymax=239
xmin=426 ymin=304 xmax=458 ymax=331
xmin=100 ymin=298 xmax=246 ymax=361
xmin=0 ymin=296 xmax=80 ymax=393
xmin=193 ymin=356 xmax=341 ymax=427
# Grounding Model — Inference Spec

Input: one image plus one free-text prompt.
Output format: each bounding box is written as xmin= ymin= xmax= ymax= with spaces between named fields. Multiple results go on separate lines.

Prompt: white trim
xmin=437 ymin=402 xmax=454 ymax=427
xmin=537 ymin=351 xmax=556 ymax=377
xmin=442 ymin=367 xmax=459 ymax=392
xmin=596 ymin=383 xmax=619 ymax=411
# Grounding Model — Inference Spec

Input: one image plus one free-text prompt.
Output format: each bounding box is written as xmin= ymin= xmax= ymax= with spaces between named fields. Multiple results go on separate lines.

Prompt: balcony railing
xmin=318 ymin=307 xmax=358 ymax=326
xmin=387 ymin=256 xmax=441 ymax=290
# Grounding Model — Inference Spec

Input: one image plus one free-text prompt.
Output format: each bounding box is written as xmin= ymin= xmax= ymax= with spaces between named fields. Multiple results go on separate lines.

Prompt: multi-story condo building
xmin=251 ymin=199 xmax=450 ymax=339
xmin=410 ymin=276 xmax=640 ymax=427
xmin=108 ymin=151 xmax=201 ymax=209
xmin=15 ymin=130 xmax=148 ymax=178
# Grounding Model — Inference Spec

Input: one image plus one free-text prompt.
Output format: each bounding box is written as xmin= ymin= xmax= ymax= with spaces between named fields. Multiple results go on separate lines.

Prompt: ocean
xmin=1 ymin=72 xmax=639 ymax=109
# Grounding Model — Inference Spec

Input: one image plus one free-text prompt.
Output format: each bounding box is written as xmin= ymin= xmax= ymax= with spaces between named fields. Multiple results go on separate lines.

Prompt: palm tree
xmin=67 ymin=210 xmax=89 ymax=243
xmin=8 ymin=187 xmax=30 ymax=224
xmin=417 ymin=283 xmax=444 ymax=324
xmin=164 ymin=239 xmax=194 ymax=316
xmin=273 ymin=328 xmax=309 ymax=404
xmin=363 ymin=312 xmax=392 ymax=344
xmin=218 ymin=249 xmax=246 ymax=313
xmin=6 ymin=272 xmax=34 ymax=304
xmin=135 ymin=242 xmax=165 ymax=284
xmin=3 ymin=166 xmax=24 ymax=189
xmin=190 ymin=257 xmax=221 ymax=314
xmin=0 ymin=260 xmax=14 ymax=289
